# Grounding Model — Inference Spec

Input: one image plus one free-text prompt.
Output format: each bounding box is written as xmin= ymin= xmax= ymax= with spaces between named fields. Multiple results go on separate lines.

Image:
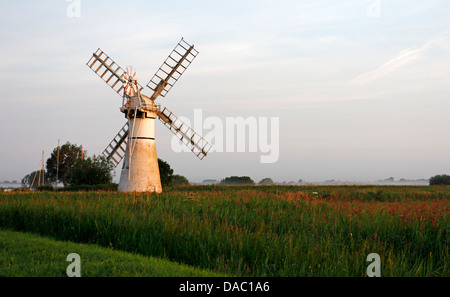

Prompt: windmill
xmin=86 ymin=38 xmax=212 ymax=193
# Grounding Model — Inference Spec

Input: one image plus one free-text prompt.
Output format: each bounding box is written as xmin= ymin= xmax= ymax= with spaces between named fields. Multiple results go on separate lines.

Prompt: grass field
xmin=0 ymin=229 xmax=223 ymax=277
xmin=0 ymin=185 xmax=448 ymax=277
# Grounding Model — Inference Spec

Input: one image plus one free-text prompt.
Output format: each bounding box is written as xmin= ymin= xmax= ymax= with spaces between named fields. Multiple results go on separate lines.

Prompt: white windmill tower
xmin=86 ymin=38 xmax=212 ymax=193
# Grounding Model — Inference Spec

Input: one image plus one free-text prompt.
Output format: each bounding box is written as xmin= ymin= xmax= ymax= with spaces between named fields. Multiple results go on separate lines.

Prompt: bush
xmin=65 ymin=183 xmax=118 ymax=192
xmin=429 ymin=174 xmax=450 ymax=185
xmin=46 ymin=142 xmax=85 ymax=187
xmin=158 ymin=159 xmax=174 ymax=188
xmin=220 ymin=176 xmax=255 ymax=185
xmin=173 ymin=174 xmax=190 ymax=186
xmin=258 ymin=178 xmax=274 ymax=185
xmin=67 ymin=156 xmax=114 ymax=187
xmin=36 ymin=185 xmax=54 ymax=192
xmin=21 ymin=170 xmax=52 ymax=189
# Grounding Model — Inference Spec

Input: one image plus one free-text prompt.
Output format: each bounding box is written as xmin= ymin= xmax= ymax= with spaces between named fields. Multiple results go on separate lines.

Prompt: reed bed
xmin=0 ymin=185 xmax=448 ymax=276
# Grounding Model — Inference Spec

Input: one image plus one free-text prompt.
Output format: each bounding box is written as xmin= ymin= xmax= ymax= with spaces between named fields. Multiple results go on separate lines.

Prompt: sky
xmin=0 ymin=0 xmax=449 ymax=184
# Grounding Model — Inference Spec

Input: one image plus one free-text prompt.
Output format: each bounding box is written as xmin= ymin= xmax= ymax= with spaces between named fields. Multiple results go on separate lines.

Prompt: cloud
xmin=351 ymin=45 xmax=429 ymax=85
xmin=351 ymin=32 xmax=450 ymax=85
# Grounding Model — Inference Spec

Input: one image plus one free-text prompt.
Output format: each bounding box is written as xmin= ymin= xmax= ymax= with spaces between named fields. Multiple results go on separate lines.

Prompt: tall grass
xmin=0 ymin=229 xmax=224 ymax=277
xmin=0 ymin=185 xmax=448 ymax=276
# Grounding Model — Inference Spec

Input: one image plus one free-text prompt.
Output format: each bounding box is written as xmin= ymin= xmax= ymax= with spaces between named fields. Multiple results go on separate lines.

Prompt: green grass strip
xmin=0 ymin=229 xmax=224 ymax=277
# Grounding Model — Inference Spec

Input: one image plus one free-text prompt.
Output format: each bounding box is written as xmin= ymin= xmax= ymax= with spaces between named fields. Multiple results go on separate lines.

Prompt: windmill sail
xmin=158 ymin=107 xmax=212 ymax=160
xmin=147 ymin=38 xmax=199 ymax=100
xmin=102 ymin=122 xmax=129 ymax=167
xmin=87 ymin=49 xmax=144 ymax=97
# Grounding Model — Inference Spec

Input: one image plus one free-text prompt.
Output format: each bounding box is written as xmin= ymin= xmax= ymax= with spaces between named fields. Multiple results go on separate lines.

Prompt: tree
xmin=429 ymin=174 xmax=450 ymax=185
xmin=46 ymin=142 xmax=85 ymax=187
xmin=158 ymin=158 xmax=174 ymax=188
xmin=66 ymin=155 xmax=114 ymax=187
xmin=173 ymin=174 xmax=190 ymax=186
xmin=258 ymin=178 xmax=274 ymax=185
xmin=21 ymin=170 xmax=51 ymax=189
xmin=220 ymin=176 xmax=255 ymax=185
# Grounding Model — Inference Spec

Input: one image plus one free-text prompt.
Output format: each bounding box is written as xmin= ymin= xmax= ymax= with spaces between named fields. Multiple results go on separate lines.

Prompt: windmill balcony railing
xmin=140 ymin=102 xmax=160 ymax=112
xmin=121 ymin=102 xmax=160 ymax=113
